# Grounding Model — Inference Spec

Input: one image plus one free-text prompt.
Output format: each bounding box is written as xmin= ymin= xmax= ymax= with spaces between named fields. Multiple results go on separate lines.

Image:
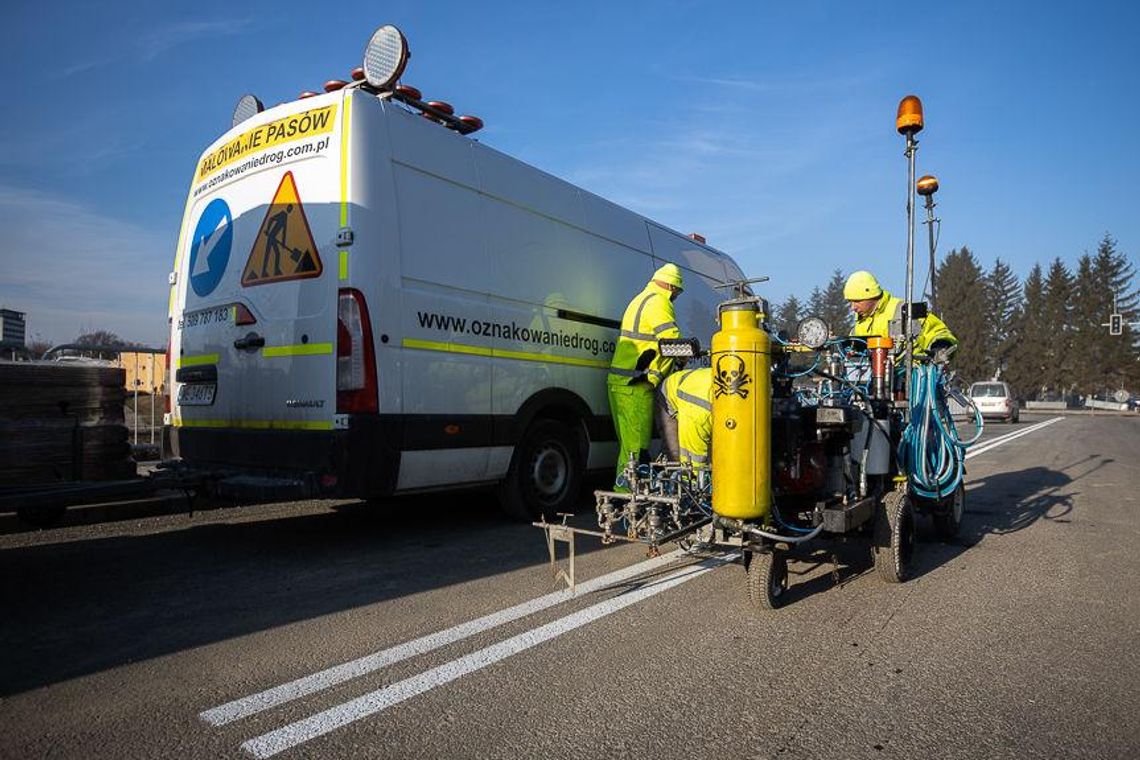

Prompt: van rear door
xmin=172 ymin=94 xmax=345 ymax=442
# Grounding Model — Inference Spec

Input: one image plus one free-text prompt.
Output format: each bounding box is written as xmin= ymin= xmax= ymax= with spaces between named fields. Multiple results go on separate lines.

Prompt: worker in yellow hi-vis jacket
xmin=607 ymin=263 xmax=684 ymax=491
xmin=655 ymin=367 xmax=713 ymax=467
xmin=845 ymin=270 xmax=956 ymax=356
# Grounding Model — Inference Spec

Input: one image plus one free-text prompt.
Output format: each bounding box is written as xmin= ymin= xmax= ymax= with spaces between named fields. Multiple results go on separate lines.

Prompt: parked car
xmin=969 ymin=381 xmax=1019 ymax=423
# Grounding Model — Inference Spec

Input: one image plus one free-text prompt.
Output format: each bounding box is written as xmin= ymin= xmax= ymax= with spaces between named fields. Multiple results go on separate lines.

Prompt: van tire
xmin=498 ymin=419 xmax=584 ymax=522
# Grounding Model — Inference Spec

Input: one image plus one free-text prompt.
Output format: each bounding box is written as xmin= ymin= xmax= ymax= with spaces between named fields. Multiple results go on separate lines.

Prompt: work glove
xmin=929 ymin=340 xmax=956 ymax=365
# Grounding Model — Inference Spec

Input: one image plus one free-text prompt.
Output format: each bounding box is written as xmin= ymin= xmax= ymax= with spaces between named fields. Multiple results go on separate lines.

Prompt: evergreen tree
xmin=1040 ymin=258 xmax=1076 ymax=396
xmin=985 ymin=258 xmax=1021 ymax=380
xmin=807 ymin=269 xmax=849 ymax=337
xmin=935 ymin=247 xmax=989 ymax=383
xmin=1091 ymin=234 xmax=1139 ymax=391
xmin=1070 ymin=253 xmax=1103 ymax=394
xmin=1006 ymin=264 xmax=1049 ymax=399
xmin=773 ymin=295 xmax=803 ymax=340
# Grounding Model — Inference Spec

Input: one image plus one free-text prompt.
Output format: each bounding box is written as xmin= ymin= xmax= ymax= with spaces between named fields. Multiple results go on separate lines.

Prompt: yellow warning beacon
xmin=711 ymin=294 xmax=772 ymax=522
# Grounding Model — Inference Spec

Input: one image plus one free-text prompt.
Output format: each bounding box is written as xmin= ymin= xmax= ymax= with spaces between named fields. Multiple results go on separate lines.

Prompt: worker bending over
xmin=607 ymin=263 xmax=684 ymax=491
xmin=655 ymin=367 xmax=713 ymax=467
xmin=844 ymin=270 xmax=956 ymax=356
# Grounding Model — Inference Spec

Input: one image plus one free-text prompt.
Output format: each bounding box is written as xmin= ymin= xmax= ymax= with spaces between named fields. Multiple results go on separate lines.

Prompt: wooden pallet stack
xmin=0 ymin=363 xmax=136 ymax=484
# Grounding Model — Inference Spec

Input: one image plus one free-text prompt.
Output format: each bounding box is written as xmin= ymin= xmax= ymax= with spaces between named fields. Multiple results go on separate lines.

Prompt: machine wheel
xmin=498 ymin=419 xmax=584 ymax=522
xmin=745 ymin=549 xmax=789 ymax=610
xmin=933 ymin=483 xmax=965 ymax=541
xmin=873 ymin=490 xmax=916 ymax=583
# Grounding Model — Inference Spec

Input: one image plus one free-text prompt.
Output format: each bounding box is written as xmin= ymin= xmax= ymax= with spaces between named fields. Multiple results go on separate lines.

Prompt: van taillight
xmin=337 ymin=288 xmax=378 ymax=414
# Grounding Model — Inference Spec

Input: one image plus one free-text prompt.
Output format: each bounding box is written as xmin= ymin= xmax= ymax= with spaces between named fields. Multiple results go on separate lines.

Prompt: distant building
xmin=0 ymin=308 xmax=26 ymax=354
xmin=114 ymin=350 xmax=168 ymax=395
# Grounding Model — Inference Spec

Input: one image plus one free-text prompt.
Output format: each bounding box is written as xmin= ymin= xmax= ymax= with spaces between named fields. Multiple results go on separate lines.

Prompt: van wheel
xmin=498 ymin=419 xmax=583 ymax=522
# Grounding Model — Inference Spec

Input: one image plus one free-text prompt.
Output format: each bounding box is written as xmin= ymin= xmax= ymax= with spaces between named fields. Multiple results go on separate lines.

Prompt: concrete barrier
xmin=1026 ymin=401 xmax=1066 ymax=411
xmin=1084 ymin=399 xmax=1129 ymax=412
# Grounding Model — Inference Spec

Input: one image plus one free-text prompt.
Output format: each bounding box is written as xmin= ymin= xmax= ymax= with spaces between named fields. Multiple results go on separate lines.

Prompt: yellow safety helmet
xmin=653 ymin=262 xmax=684 ymax=290
xmin=843 ymin=270 xmax=882 ymax=301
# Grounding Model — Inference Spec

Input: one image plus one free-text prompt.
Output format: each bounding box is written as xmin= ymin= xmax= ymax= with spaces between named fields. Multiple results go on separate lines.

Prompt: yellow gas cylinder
xmin=711 ymin=300 xmax=772 ymax=521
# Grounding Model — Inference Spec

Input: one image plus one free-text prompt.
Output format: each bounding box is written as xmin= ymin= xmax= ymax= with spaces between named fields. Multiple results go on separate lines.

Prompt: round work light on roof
xmin=232 ymin=94 xmax=264 ymax=128
xmin=362 ymin=24 xmax=410 ymax=90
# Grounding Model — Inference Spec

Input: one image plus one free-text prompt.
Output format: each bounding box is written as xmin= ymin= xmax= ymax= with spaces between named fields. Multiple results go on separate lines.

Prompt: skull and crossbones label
xmin=713 ymin=354 xmax=751 ymax=399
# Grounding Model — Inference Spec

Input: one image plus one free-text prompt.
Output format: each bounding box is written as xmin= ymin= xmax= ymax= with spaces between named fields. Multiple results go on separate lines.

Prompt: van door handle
xmin=234 ymin=332 xmax=266 ymax=351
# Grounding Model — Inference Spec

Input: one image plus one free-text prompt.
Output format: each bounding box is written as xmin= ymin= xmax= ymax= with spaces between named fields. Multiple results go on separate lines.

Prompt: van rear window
xmin=971 ymin=383 xmax=1007 ymax=397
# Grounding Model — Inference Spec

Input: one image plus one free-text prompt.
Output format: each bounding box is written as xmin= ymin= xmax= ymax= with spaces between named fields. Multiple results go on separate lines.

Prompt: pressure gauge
xmin=796 ymin=316 xmax=829 ymax=349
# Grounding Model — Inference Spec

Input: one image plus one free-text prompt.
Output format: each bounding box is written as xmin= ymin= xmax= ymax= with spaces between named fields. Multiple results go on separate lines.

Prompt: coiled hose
xmin=899 ymin=362 xmax=984 ymax=499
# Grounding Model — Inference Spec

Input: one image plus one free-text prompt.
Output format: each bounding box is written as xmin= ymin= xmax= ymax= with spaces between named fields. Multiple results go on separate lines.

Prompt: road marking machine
xmin=536 ymin=96 xmax=984 ymax=611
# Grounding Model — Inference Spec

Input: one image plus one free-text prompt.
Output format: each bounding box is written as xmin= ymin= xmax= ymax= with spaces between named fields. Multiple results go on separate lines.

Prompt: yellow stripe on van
xmin=402 ymin=338 xmax=610 ymax=369
xmin=169 ymin=184 xmax=197 ymax=316
xmin=339 ymin=250 xmax=349 ymax=280
xmin=174 ymin=419 xmax=335 ymax=431
xmin=340 ymin=95 xmax=352 ymax=227
xmin=263 ymin=343 xmax=334 ymax=357
xmin=177 ymin=353 xmax=220 ymax=368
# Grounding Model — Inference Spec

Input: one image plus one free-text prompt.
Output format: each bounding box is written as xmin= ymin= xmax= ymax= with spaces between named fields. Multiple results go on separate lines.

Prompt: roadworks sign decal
xmin=242 ymin=172 xmax=322 ymax=286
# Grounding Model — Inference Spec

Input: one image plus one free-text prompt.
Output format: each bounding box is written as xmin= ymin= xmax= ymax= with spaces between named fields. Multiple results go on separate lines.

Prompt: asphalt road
xmin=2 ymin=413 xmax=1138 ymax=759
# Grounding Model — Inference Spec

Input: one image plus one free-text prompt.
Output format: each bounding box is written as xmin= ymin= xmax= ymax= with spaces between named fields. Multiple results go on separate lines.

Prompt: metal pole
xmin=923 ymin=194 xmax=938 ymax=312
xmin=904 ymin=133 xmax=918 ymax=409
xmin=132 ymin=352 xmax=139 ymax=446
xmin=149 ymin=354 xmax=156 ymax=445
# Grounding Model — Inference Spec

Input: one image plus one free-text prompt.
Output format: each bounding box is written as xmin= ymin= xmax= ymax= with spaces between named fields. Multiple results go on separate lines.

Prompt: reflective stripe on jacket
xmin=851 ymin=289 xmax=957 ymax=355
xmin=608 ymin=280 xmax=681 ymax=387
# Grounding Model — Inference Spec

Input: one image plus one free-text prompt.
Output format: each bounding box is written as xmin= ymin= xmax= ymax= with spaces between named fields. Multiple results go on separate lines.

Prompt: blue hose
xmin=899 ymin=362 xmax=984 ymax=499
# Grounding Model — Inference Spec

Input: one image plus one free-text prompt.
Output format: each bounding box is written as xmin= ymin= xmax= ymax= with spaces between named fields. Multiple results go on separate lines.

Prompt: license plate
xmin=178 ymin=383 xmax=216 ymax=406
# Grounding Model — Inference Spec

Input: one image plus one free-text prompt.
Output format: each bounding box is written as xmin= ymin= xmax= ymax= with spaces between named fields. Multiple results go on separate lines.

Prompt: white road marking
xmin=965 ymin=417 xmax=1062 ymax=460
xmin=202 ymin=547 xmax=691 ymax=726
xmin=240 ymin=554 xmax=733 ymax=759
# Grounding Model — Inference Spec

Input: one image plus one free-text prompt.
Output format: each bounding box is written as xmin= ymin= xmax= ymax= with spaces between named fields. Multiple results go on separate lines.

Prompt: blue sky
xmin=1 ymin=1 xmax=1137 ymax=346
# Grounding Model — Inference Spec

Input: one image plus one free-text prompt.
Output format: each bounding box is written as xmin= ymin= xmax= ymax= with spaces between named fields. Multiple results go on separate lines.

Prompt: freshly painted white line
xmin=241 ymin=554 xmax=733 ymax=759
xmin=962 ymin=418 xmax=1052 ymax=457
xmin=202 ymin=547 xmax=689 ymax=726
xmin=965 ymin=417 xmax=1062 ymax=460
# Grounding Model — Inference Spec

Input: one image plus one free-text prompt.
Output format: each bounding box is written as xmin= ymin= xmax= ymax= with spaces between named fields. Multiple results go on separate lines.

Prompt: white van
xmin=166 ymin=54 xmax=745 ymax=519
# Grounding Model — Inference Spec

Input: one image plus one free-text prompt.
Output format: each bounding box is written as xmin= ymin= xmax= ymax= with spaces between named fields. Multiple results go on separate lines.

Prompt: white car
xmin=969 ymin=381 xmax=1019 ymax=423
